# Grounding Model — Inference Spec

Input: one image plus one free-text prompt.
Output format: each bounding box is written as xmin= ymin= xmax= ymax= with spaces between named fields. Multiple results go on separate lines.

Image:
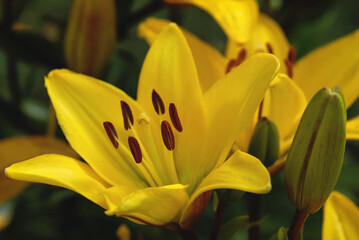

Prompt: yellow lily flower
xmin=198 ymin=0 xmax=359 ymax=144
xmin=231 ymin=23 xmax=359 ymax=152
xmin=322 ymin=191 xmax=359 ymax=239
xmin=5 ymin=24 xmax=279 ymax=229
xmin=0 ymin=136 xmax=77 ymax=204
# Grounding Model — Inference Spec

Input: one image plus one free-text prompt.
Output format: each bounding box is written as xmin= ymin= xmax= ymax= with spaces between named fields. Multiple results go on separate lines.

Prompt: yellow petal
xmin=104 ymin=184 xmax=188 ymax=227
xmin=46 ymin=69 xmax=148 ymax=188
xmin=5 ymin=154 xmax=109 ymax=208
xmin=138 ymin=17 xmax=226 ymax=92
xmin=0 ymin=136 xmax=78 ymax=204
xmin=202 ymin=54 xmax=279 ymax=175
xmin=262 ymin=74 xmax=307 ymax=156
xmin=294 ymin=30 xmax=359 ymax=107
xmin=165 ymin=0 xmax=258 ymax=43
xmin=346 ymin=115 xmax=359 ymax=140
xmin=322 ymin=191 xmax=359 ymax=239
xmin=235 ymin=74 xmax=307 ymax=156
xmin=180 ymin=150 xmax=271 ymax=226
xmin=137 ymin=24 xmax=207 ymax=186
xmin=226 ymin=14 xmax=290 ymax=74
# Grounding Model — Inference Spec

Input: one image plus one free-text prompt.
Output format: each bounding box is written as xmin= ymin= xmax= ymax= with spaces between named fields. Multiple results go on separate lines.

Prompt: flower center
xmin=102 ymin=89 xmax=183 ymax=186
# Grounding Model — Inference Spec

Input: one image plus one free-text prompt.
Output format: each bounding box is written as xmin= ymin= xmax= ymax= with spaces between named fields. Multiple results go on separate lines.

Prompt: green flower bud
xmin=248 ymin=117 xmax=280 ymax=167
xmin=284 ymin=87 xmax=346 ymax=214
xmin=64 ymin=0 xmax=117 ymax=77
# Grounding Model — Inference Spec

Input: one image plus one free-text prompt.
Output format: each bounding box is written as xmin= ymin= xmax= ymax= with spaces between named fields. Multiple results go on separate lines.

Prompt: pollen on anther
xmin=161 ymin=120 xmax=175 ymax=151
xmin=128 ymin=136 xmax=142 ymax=163
xmin=152 ymin=89 xmax=165 ymax=115
xmin=103 ymin=121 xmax=119 ymax=149
xmin=169 ymin=103 xmax=183 ymax=132
xmin=121 ymin=101 xmax=134 ymax=130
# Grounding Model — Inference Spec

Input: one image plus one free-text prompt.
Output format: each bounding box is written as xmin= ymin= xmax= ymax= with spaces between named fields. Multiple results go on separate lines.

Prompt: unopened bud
xmin=284 ymin=87 xmax=346 ymax=214
xmin=64 ymin=0 xmax=116 ymax=77
xmin=248 ymin=117 xmax=280 ymax=167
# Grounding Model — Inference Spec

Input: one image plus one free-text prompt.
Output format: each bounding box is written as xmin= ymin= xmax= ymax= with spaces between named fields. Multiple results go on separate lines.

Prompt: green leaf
xmin=212 ymin=191 xmax=219 ymax=212
xmin=269 ymin=227 xmax=289 ymax=240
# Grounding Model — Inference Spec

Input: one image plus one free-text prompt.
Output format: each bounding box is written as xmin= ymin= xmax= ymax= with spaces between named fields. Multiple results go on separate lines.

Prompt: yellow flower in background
xmin=139 ymin=0 xmax=359 ymax=166
xmin=322 ymin=191 xmax=359 ymax=239
xmin=117 ymin=224 xmax=131 ymax=240
xmin=64 ymin=0 xmax=116 ymax=77
xmin=165 ymin=0 xmax=259 ymax=43
xmin=0 ymin=136 xmax=77 ymax=231
xmin=6 ymin=24 xmax=279 ymax=230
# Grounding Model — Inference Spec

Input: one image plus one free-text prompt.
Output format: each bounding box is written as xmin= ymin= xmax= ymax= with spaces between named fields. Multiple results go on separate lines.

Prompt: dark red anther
xmin=266 ymin=42 xmax=274 ymax=54
xmin=161 ymin=120 xmax=175 ymax=151
xmin=152 ymin=89 xmax=165 ymax=115
xmin=288 ymin=45 xmax=296 ymax=64
xmin=169 ymin=103 xmax=183 ymax=132
xmin=225 ymin=59 xmax=236 ymax=74
xmin=121 ymin=101 xmax=134 ymax=130
xmin=103 ymin=121 xmax=118 ymax=148
xmin=236 ymin=49 xmax=247 ymax=66
xmin=128 ymin=136 xmax=142 ymax=163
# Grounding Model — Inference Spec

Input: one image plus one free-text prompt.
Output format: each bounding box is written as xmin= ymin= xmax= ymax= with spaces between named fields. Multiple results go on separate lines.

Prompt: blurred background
xmin=0 ymin=0 xmax=358 ymax=239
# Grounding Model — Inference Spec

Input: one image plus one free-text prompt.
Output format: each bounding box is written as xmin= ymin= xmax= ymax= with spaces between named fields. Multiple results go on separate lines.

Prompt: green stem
xmin=248 ymin=194 xmax=261 ymax=240
xmin=178 ymin=229 xmax=199 ymax=240
xmin=118 ymin=0 xmax=163 ymax=38
xmin=6 ymin=53 xmax=21 ymax=107
xmin=210 ymin=199 xmax=228 ymax=240
xmin=288 ymin=209 xmax=309 ymax=240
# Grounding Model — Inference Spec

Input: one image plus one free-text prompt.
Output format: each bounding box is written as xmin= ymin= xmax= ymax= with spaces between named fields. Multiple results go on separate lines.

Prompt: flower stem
xmin=178 ymin=229 xmax=199 ymax=240
xmin=118 ymin=0 xmax=163 ymax=38
xmin=288 ymin=209 xmax=309 ymax=240
xmin=210 ymin=199 xmax=228 ymax=240
xmin=248 ymin=194 xmax=261 ymax=240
